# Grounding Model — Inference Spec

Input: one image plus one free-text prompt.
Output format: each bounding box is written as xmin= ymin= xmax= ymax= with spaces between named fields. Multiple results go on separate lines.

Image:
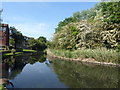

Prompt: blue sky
xmin=2 ymin=2 xmax=98 ymax=40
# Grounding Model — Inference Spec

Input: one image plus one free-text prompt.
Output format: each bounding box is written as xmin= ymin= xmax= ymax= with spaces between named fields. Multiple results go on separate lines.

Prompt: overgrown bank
xmin=48 ymin=2 xmax=120 ymax=51
xmin=47 ymin=1 xmax=120 ymax=66
xmin=47 ymin=49 xmax=120 ymax=66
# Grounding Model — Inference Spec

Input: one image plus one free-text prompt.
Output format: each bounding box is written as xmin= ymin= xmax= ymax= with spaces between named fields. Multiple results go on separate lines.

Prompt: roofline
xmin=0 ymin=23 xmax=9 ymax=27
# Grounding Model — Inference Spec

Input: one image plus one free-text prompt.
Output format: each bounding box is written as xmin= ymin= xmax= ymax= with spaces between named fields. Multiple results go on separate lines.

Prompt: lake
xmin=2 ymin=52 xmax=119 ymax=88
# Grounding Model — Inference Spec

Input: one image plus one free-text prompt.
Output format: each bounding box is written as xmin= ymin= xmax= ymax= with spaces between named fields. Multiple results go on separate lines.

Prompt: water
xmin=2 ymin=52 xmax=119 ymax=88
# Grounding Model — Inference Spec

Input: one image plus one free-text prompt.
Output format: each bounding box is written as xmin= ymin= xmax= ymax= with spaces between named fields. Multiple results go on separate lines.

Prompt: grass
xmin=5 ymin=52 xmax=22 ymax=55
xmin=49 ymin=48 xmax=119 ymax=64
xmin=3 ymin=52 xmax=23 ymax=57
xmin=2 ymin=49 xmax=36 ymax=57
xmin=23 ymin=49 xmax=36 ymax=52
xmin=0 ymin=85 xmax=6 ymax=90
xmin=0 ymin=50 xmax=10 ymax=52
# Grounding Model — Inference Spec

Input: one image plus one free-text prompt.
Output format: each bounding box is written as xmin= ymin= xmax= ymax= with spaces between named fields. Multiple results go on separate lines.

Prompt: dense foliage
xmin=98 ymin=2 xmax=120 ymax=23
xmin=10 ymin=27 xmax=24 ymax=49
xmin=51 ymin=1 xmax=120 ymax=51
xmin=28 ymin=36 xmax=47 ymax=51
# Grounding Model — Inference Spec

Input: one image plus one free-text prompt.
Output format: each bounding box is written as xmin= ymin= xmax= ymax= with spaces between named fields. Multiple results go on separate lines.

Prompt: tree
xmin=98 ymin=2 xmax=120 ymax=23
xmin=73 ymin=12 xmax=81 ymax=21
xmin=37 ymin=36 xmax=47 ymax=50
xmin=28 ymin=36 xmax=47 ymax=51
xmin=55 ymin=17 xmax=77 ymax=33
xmin=38 ymin=36 xmax=47 ymax=43
xmin=46 ymin=41 xmax=55 ymax=49
xmin=9 ymin=38 xmax=15 ymax=47
xmin=52 ymin=1 xmax=120 ymax=50
xmin=10 ymin=27 xmax=24 ymax=49
xmin=28 ymin=38 xmax=38 ymax=50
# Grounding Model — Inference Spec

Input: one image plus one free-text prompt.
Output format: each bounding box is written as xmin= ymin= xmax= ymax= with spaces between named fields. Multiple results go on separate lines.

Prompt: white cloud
xmin=10 ymin=23 xmax=52 ymax=40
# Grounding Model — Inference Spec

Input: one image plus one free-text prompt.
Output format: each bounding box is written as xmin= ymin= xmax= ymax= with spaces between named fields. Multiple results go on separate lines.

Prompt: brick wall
xmin=0 ymin=24 xmax=9 ymax=47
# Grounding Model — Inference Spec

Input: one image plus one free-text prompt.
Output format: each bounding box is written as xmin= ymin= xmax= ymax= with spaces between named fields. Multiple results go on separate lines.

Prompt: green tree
xmin=9 ymin=38 xmax=15 ymax=47
xmin=98 ymin=2 xmax=120 ymax=23
xmin=51 ymin=1 xmax=120 ymax=50
xmin=46 ymin=41 xmax=55 ymax=49
xmin=10 ymin=27 xmax=24 ymax=49
xmin=37 ymin=36 xmax=47 ymax=50
xmin=55 ymin=17 xmax=77 ymax=33
xmin=38 ymin=36 xmax=47 ymax=43
xmin=28 ymin=38 xmax=38 ymax=50
xmin=73 ymin=12 xmax=81 ymax=21
xmin=28 ymin=36 xmax=47 ymax=51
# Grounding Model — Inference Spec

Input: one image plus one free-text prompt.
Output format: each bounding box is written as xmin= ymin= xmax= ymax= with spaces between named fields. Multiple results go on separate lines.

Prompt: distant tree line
xmin=9 ymin=27 xmax=47 ymax=51
xmin=28 ymin=36 xmax=47 ymax=51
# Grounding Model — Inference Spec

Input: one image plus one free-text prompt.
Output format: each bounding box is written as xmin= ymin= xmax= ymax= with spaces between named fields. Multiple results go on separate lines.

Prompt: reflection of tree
xmin=2 ymin=52 xmax=47 ymax=80
xmin=2 ymin=55 xmax=27 ymax=79
xmin=9 ymin=56 xmax=27 ymax=79
xmin=51 ymin=59 xmax=118 ymax=88
xmin=29 ymin=52 xmax=46 ymax=64
xmin=2 ymin=62 xmax=9 ymax=78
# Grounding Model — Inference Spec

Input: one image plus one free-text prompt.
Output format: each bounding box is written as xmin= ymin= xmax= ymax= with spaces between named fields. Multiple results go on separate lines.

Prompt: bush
xmin=116 ymin=45 xmax=120 ymax=52
xmin=9 ymin=46 xmax=14 ymax=49
xmin=16 ymin=48 xmax=23 ymax=52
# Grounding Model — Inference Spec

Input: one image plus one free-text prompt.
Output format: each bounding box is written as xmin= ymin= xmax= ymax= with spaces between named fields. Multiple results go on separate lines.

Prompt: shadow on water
xmin=48 ymin=57 xmax=119 ymax=88
xmin=2 ymin=52 xmax=46 ymax=88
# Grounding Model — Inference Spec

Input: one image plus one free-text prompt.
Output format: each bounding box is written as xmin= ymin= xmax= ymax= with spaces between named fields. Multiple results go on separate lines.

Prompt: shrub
xmin=16 ymin=48 xmax=23 ymax=52
xmin=116 ymin=45 xmax=120 ymax=52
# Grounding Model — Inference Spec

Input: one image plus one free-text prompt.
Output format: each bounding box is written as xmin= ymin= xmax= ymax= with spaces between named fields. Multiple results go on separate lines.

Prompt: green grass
xmin=49 ymin=48 xmax=119 ymax=64
xmin=0 ymin=50 xmax=10 ymax=52
xmin=3 ymin=52 xmax=23 ymax=56
xmin=23 ymin=49 xmax=36 ymax=52
xmin=2 ymin=49 xmax=36 ymax=57
xmin=0 ymin=49 xmax=36 ymax=53
xmin=0 ymin=85 xmax=6 ymax=90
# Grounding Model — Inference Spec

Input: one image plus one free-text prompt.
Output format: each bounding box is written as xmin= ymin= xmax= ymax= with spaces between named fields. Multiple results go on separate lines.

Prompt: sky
xmin=1 ymin=2 xmax=98 ymax=40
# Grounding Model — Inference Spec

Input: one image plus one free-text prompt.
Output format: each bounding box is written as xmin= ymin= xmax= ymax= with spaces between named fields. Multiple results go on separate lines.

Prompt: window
xmin=2 ymin=27 xmax=6 ymax=31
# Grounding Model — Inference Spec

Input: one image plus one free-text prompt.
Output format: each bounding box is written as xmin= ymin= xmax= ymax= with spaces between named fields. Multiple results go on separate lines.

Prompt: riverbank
xmin=47 ymin=49 xmax=120 ymax=67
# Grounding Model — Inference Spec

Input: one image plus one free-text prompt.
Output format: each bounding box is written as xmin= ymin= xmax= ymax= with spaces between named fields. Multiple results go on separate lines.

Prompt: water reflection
xmin=2 ymin=52 xmax=119 ymax=88
xmin=2 ymin=52 xmax=47 ymax=88
xmin=48 ymin=57 xmax=119 ymax=88
xmin=2 ymin=52 xmax=68 ymax=88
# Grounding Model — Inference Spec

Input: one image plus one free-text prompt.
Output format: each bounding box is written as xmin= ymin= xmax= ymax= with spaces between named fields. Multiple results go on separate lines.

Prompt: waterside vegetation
xmin=47 ymin=1 xmax=120 ymax=65
xmin=48 ymin=48 xmax=119 ymax=64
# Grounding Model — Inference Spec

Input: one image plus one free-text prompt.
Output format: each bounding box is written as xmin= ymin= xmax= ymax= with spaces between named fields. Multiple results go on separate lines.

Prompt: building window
xmin=2 ymin=27 xmax=6 ymax=31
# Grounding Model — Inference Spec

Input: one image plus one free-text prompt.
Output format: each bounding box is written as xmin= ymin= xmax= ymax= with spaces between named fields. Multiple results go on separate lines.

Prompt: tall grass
xmin=49 ymin=48 xmax=119 ymax=64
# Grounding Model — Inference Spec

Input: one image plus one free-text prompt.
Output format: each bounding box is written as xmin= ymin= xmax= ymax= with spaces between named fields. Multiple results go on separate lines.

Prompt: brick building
xmin=0 ymin=24 xmax=9 ymax=49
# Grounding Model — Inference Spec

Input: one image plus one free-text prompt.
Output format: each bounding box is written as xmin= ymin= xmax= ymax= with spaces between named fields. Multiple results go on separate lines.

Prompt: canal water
xmin=2 ymin=52 xmax=119 ymax=88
